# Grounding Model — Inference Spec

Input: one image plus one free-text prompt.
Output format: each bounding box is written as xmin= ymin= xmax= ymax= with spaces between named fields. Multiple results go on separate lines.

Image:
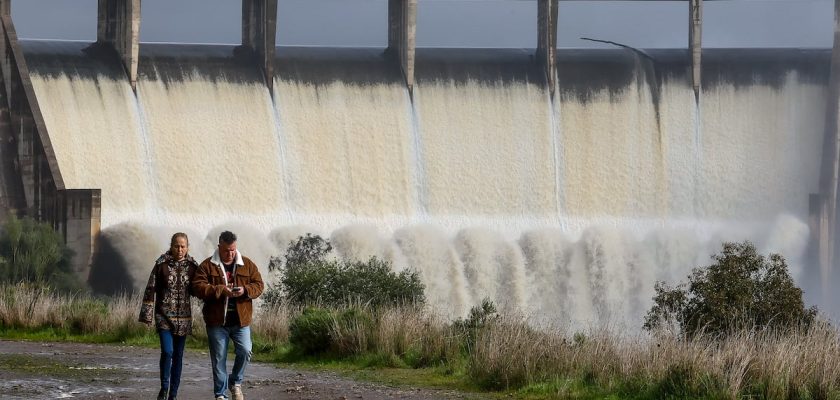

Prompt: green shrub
xmin=453 ymin=298 xmax=498 ymax=351
xmin=332 ymin=307 xmax=375 ymax=356
xmin=649 ymin=363 xmax=726 ymax=399
xmin=288 ymin=307 xmax=334 ymax=355
xmin=0 ymin=216 xmax=77 ymax=291
xmin=265 ymin=234 xmax=425 ymax=308
xmin=644 ymin=241 xmax=817 ymax=338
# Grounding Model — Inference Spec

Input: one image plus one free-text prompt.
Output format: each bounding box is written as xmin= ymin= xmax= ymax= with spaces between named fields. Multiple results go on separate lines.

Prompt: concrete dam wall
xmin=20 ymin=40 xmax=830 ymax=324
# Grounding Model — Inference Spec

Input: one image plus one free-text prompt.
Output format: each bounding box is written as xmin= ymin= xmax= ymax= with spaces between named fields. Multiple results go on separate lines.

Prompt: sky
xmin=8 ymin=0 xmax=835 ymax=49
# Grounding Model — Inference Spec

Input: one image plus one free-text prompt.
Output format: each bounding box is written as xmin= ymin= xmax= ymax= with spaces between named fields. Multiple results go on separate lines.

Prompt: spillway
xmin=21 ymin=41 xmax=830 ymax=325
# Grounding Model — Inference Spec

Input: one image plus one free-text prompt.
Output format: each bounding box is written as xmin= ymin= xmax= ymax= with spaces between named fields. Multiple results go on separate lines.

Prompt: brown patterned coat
xmin=138 ymin=253 xmax=199 ymax=336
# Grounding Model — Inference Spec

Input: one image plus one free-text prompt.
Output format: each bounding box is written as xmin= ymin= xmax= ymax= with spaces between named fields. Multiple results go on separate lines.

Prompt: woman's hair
xmin=170 ymin=232 xmax=189 ymax=246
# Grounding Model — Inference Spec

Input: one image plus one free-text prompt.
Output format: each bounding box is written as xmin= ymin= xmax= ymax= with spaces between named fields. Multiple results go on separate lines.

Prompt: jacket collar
xmin=210 ymin=249 xmax=244 ymax=267
xmin=157 ymin=252 xmax=197 ymax=266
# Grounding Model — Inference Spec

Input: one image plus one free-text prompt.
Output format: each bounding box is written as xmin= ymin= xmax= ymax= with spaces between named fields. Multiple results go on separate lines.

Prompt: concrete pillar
xmin=387 ymin=0 xmax=416 ymax=92
xmin=242 ymin=0 xmax=278 ymax=94
xmin=537 ymin=0 xmax=558 ymax=93
xmin=61 ymin=189 xmax=101 ymax=283
xmin=0 ymin=82 xmax=25 ymax=217
xmin=815 ymin=0 xmax=840 ymax=302
xmin=689 ymin=0 xmax=702 ymax=100
xmin=97 ymin=0 xmax=141 ymax=91
xmin=17 ymin=112 xmax=34 ymax=214
xmin=0 ymin=0 xmax=9 ymax=17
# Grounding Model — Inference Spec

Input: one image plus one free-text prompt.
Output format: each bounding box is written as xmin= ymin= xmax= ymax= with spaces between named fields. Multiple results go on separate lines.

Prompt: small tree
xmin=265 ymin=234 xmax=425 ymax=308
xmin=644 ymin=241 xmax=817 ymax=337
xmin=453 ymin=298 xmax=498 ymax=351
xmin=0 ymin=215 xmax=77 ymax=291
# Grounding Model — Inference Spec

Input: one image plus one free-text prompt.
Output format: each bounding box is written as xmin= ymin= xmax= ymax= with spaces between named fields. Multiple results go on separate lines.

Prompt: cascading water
xmin=25 ymin=41 xmax=154 ymax=225
xmin=406 ymin=88 xmax=428 ymax=216
xmin=133 ymin=90 xmax=163 ymax=221
xmin=21 ymin=42 xmax=832 ymax=325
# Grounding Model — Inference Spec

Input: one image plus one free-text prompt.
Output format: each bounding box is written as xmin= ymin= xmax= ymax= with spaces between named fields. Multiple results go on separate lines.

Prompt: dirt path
xmin=0 ymin=341 xmax=487 ymax=399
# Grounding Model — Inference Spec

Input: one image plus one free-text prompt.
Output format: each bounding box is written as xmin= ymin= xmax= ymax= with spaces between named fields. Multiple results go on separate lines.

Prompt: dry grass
xmin=327 ymin=305 xmax=460 ymax=366
xmin=2 ymin=283 xmax=839 ymax=398
xmin=373 ymin=306 xmax=459 ymax=366
xmin=0 ymin=282 xmax=147 ymax=335
xmin=252 ymin=303 xmax=294 ymax=344
xmin=469 ymin=315 xmax=840 ymax=397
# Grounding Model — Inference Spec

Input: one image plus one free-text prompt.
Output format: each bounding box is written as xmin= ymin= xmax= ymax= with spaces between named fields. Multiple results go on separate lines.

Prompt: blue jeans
xmin=158 ymin=329 xmax=187 ymax=399
xmin=207 ymin=325 xmax=252 ymax=398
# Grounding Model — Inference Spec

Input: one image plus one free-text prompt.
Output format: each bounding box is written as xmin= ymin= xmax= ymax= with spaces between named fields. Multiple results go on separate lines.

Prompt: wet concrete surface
xmin=0 ymin=341 xmax=486 ymax=399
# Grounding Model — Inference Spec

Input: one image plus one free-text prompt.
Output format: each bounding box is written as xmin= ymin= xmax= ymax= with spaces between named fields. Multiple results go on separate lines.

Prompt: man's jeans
xmin=158 ymin=329 xmax=187 ymax=398
xmin=207 ymin=325 xmax=252 ymax=398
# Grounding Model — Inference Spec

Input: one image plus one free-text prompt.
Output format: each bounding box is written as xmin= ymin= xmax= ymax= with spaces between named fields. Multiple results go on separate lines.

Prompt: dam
xmin=0 ymin=0 xmax=837 ymax=325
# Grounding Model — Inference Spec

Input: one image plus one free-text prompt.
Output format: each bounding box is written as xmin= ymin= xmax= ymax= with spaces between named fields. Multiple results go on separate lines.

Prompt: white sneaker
xmin=231 ymin=384 xmax=244 ymax=400
xmin=215 ymin=396 xmax=225 ymax=400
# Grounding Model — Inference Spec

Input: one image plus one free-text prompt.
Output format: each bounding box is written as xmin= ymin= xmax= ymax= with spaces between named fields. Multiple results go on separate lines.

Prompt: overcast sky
xmin=9 ymin=0 xmax=835 ymax=49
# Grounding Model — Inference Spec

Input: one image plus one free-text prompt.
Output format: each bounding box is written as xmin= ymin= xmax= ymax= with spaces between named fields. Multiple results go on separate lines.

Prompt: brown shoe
xmin=231 ymin=384 xmax=244 ymax=400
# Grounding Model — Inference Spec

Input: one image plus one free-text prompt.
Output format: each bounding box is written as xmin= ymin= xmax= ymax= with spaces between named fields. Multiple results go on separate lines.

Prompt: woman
xmin=139 ymin=232 xmax=198 ymax=400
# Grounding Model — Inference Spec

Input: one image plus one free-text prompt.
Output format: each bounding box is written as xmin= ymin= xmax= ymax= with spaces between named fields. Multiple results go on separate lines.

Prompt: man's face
xmin=219 ymin=241 xmax=237 ymax=265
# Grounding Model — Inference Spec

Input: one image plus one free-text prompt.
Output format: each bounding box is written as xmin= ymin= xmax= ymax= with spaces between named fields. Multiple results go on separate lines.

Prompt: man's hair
xmin=219 ymin=231 xmax=237 ymax=245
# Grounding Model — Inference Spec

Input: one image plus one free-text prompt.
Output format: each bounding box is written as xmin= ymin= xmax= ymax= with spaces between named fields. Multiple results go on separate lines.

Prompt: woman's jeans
xmin=158 ymin=329 xmax=187 ymax=398
xmin=207 ymin=325 xmax=252 ymax=398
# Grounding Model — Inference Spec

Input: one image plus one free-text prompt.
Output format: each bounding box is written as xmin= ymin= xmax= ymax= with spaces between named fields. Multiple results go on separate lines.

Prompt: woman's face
xmin=170 ymin=237 xmax=188 ymax=261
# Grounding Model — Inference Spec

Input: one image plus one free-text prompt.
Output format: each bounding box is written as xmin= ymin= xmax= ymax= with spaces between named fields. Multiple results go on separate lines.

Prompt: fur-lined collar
xmin=210 ymin=249 xmax=244 ymax=267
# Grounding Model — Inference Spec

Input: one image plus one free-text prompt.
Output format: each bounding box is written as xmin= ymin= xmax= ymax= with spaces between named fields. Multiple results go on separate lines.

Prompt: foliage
xmin=648 ymin=363 xmax=726 ymax=399
xmin=0 ymin=215 xmax=77 ymax=291
xmin=288 ymin=307 xmax=334 ymax=355
xmin=644 ymin=241 xmax=817 ymax=337
xmin=264 ymin=234 xmax=425 ymax=308
xmin=453 ymin=298 xmax=498 ymax=351
xmin=331 ymin=307 xmax=376 ymax=356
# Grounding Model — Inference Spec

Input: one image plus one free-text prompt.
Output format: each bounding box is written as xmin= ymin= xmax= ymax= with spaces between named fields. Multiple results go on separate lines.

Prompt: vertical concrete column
xmin=61 ymin=189 xmax=101 ymax=283
xmin=17 ymin=112 xmax=34 ymax=214
xmin=242 ymin=0 xmax=278 ymax=94
xmin=816 ymin=0 xmax=840 ymax=300
xmin=387 ymin=0 xmax=417 ymax=92
xmin=0 ymin=0 xmax=9 ymax=18
xmin=689 ymin=0 xmax=702 ymax=100
xmin=537 ymin=0 xmax=558 ymax=93
xmin=97 ymin=0 xmax=141 ymax=90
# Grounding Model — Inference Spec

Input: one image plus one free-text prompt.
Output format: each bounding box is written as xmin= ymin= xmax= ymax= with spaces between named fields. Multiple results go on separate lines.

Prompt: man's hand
xmin=226 ymin=286 xmax=245 ymax=298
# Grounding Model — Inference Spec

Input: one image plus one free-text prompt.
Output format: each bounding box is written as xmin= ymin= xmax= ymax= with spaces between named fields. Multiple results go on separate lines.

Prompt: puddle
xmin=0 ymin=378 xmax=130 ymax=399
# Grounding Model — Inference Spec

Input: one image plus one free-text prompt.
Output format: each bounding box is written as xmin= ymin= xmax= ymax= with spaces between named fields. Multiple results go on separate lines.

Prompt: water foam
xmin=26 ymin=45 xmax=828 ymax=323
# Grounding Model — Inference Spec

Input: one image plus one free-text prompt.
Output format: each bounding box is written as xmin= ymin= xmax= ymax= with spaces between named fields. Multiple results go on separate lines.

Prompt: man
xmin=192 ymin=231 xmax=264 ymax=400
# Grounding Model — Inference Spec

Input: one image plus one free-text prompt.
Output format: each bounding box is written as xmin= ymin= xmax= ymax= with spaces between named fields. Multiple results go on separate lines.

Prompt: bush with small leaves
xmin=453 ymin=298 xmax=498 ymax=351
xmin=644 ymin=241 xmax=817 ymax=338
xmin=0 ymin=215 xmax=78 ymax=291
xmin=264 ymin=234 xmax=425 ymax=308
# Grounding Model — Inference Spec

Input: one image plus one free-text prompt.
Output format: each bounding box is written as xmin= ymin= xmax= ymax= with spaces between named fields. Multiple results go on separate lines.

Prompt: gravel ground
xmin=0 ymin=340 xmax=489 ymax=400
